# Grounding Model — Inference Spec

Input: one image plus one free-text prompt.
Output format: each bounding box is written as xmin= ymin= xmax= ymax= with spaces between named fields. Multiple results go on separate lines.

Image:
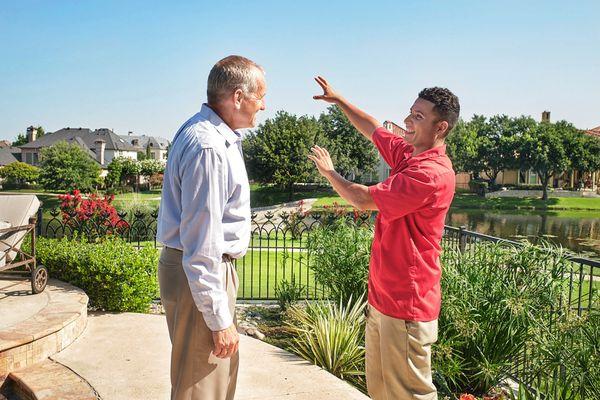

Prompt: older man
xmin=157 ymin=55 xmax=266 ymax=400
xmin=310 ymin=76 xmax=459 ymax=400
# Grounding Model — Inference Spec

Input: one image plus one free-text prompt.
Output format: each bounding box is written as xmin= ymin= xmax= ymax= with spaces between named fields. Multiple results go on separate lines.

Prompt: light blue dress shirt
xmin=157 ymin=104 xmax=251 ymax=331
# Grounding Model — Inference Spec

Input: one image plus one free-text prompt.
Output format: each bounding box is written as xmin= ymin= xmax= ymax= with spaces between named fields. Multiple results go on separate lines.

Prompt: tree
xmin=11 ymin=126 xmax=45 ymax=147
xmin=446 ymin=119 xmax=481 ymax=175
xmin=520 ymin=122 xmax=571 ymax=200
xmin=563 ymin=123 xmax=600 ymax=184
xmin=0 ymin=161 xmax=40 ymax=188
xmin=106 ymin=157 xmax=143 ymax=189
xmin=39 ymin=141 xmax=102 ymax=192
xmin=318 ymin=105 xmax=378 ymax=181
xmin=139 ymin=159 xmax=164 ymax=177
xmin=244 ymin=111 xmax=324 ymax=200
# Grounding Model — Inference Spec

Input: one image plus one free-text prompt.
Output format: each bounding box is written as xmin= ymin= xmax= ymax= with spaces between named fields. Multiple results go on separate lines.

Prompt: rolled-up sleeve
xmin=368 ymin=167 xmax=436 ymax=220
xmin=179 ymin=145 xmax=232 ymax=331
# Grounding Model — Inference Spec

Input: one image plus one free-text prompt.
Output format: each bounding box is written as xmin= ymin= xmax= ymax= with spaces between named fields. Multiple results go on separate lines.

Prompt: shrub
xmin=39 ymin=141 xmax=102 ymax=192
xmin=0 ymin=161 xmax=40 ymax=188
xmin=434 ymin=242 xmax=570 ymax=396
xmin=275 ymin=274 xmax=306 ymax=312
xmin=58 ymin=190 xmax=128 ymax=239
xmin=286 ymin=297 xmax=367 ymax=391
xmin=468 ymin=179 xmax=489 ymax=196
xmin=306 ymin=218 xmax=373 ymax=304
xmin=36 ymin=236 xmax=159 ymax=312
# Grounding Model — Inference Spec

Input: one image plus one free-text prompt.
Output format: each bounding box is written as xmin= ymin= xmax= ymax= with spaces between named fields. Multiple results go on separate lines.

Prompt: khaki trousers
xmin=365 ymin=305 xmax=438 ymax=400
xmin=158 ymin=247 xmax=239 ymax=400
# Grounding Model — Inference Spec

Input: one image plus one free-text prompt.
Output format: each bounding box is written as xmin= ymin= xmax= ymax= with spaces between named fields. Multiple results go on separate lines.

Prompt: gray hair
xmin=207 ymin=55 xmax=264 ymax=105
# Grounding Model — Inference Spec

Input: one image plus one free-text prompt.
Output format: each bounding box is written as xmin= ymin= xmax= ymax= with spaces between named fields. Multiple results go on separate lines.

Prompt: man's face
xmin=403 ymin=97 xmax=441 ymax=149
xmin=239 ymin=72 xmax=267 ymax=128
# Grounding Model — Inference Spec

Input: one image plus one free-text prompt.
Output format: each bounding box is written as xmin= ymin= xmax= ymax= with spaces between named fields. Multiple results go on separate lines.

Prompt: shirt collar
xmin=406 ymin=144 xmax=447 ymax=163
xmin=200 ymin=103 xmax=241 ymax=147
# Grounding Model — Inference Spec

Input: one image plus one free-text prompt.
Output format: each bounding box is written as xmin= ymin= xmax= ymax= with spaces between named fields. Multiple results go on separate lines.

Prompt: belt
xmin=164 ymin=247 xmax=233 ymax=263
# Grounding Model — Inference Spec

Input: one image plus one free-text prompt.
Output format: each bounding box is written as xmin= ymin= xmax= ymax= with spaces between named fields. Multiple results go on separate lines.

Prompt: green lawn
xmin=451 ymin=194 xmax=600 ymax=211
xmin=235 ymin=248 xmax=321 ymax=299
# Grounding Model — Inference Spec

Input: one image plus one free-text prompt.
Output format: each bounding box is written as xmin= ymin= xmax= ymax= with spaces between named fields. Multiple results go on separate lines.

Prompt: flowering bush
xmin=58 ymin=190 xmax=128 ymax=237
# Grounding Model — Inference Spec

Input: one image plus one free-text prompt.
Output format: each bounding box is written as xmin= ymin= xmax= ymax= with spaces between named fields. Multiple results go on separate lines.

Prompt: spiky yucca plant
xmin=285 ymin=297 xmax=367 ymax=390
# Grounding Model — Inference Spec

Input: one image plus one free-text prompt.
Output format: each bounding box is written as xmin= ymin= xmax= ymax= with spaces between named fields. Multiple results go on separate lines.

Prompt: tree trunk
xmin=287 ymin=183 xmax=294 ymax=202
xmin=541 ymin=175 xmax=550 ymax=201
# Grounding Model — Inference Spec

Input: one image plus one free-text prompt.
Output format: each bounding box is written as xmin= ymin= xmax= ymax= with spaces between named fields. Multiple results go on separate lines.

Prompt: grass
xmin=235 ymin=248 xmax=321 ymax=299
xmin=451 ymin=193 xmax=600 ymax=211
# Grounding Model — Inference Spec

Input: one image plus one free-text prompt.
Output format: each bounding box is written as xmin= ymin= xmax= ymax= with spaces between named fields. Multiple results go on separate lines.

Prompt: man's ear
xmin=233 ymin=89 xmax=244 ymax=110
xmin=436 ymin=120 xmax=449 ymax=138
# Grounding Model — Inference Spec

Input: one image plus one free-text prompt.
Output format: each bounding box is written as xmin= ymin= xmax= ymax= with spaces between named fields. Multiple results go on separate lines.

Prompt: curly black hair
xmin=418 ymin=87 xmax=460 ymax=136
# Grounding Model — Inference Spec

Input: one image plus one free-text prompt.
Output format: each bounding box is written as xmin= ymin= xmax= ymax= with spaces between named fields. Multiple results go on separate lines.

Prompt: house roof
xmin=383 ymin=120 xmax=408 ymax=137
xmin=120 ymin=134 xmax=170 ymax=150
xmin=585 ymin=126 xmax=600 ymax=138
xmin=19 ymin=127 xmax=137 ymax=152
xmin=0 ymin=147 xmax=20 ymax=166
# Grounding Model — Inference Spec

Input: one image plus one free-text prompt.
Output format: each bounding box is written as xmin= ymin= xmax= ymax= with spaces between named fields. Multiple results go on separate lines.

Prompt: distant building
xmin=18 ymin=126 xmax=138 ymax=168
xmin=0 ymin=147 xmax=21 ymax=166
xmin=0 ymin=140 xmax=12 ymax=149
xmin=376 ymin=120 xmax=407 ymax=181
xmin=120 ymin=132 xmax=170 ymax=162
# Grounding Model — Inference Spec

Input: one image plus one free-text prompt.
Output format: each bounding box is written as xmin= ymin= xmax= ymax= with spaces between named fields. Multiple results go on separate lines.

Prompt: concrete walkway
xmin=52 ymin=312 xmax=369 ymax=400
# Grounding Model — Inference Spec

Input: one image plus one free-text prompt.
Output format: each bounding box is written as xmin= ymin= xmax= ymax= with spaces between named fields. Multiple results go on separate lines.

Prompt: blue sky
xmin=1 ymin=0 xmax=599 ymax=141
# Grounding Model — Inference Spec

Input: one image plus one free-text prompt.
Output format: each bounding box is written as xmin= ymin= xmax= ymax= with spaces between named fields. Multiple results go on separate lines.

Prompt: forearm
xmin=335 ymin=97 xmax=382 ymax=142
xmin=323 ymin=170 xmax=377 ymax=211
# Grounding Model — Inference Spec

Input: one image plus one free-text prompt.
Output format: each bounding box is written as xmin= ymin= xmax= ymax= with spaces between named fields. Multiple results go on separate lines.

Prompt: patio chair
xmin=0 ymin=194 xmax=48 ymax=293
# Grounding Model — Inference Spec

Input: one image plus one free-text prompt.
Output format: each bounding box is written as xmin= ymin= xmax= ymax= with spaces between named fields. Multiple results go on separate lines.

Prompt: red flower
xmin=460 ymin=395 xmax=477 ymax=400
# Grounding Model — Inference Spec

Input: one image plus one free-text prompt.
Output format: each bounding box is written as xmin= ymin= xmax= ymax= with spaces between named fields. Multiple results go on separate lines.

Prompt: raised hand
xmin=308 ymin=145 xmax=335 ymax=177
xmin=313 ymin=76 xmax=341 ymax=104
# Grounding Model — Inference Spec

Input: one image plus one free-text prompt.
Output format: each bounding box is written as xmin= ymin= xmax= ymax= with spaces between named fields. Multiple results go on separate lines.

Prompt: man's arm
xmin=179 ymin=146 xmax=239 ymax=359
xmin=313 ymin=76 xmax=382 ymax=142
xmin=308 ymin=145 xmax=377 ymax=211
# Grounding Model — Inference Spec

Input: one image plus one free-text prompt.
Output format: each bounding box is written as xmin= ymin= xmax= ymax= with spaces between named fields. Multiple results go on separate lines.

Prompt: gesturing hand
xmin=308 ymin=145 xmax=335 ymax=177
xmin=313 ymin=76 xmax=341 ymax=104
xmin=212 ymin=323 xmax=239 ymax=359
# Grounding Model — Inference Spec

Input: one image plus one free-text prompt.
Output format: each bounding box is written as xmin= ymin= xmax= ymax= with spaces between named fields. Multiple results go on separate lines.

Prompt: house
xmin=120 ymin=132 xmax=169 ymax=162
xmin=0 ymin=140 xmax=12 ymax=149
xmin=0 ymin=147 xmax=21 ymax=167
xmin=18 ymin=126 xmax=138 ymax=169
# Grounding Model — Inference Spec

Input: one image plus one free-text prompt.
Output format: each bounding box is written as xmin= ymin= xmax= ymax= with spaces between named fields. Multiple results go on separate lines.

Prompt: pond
xmin=446 ymin=209 xmax=600 ymax=260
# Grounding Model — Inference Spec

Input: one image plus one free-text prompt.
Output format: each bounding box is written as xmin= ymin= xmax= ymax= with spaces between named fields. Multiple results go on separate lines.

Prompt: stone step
xmin=1 ymin=359 xmax=98 ymax=400
xmin=0 ymin=279 xmax=88 ymax=375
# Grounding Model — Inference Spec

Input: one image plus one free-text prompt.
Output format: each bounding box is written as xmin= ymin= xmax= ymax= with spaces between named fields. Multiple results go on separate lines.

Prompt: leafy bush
xmin=39 ymin=141 xmax=102 ymax=192
xmin=58 ymin=190 xmax=128 ymax=239
xmin=434 ymin=242 xmax=570 ymax=396
xmin=0 ymin=161 xmax=40 ymax=188
xmin=286 ymin=297 xmax=366 ymax=390
xmin=306 ymin=218 xmax=373 ymax=304
xmin=36 ymin=236 xmax=158 ymax=312
xmin=468 ymin=179 xmax=489 ymax=196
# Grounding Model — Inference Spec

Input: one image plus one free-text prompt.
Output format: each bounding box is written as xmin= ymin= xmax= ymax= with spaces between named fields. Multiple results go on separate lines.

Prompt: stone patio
xmin=0 ymin=278 xmax=369 ymax=399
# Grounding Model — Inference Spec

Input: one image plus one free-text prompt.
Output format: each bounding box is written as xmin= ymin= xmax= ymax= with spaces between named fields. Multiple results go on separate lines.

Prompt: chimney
xmin=541 ymin=111 xmax=551 ymax=123
xmin=94 ymin=139 xmax=106 ymax=165
xmin=26 ymin=126 xmax=38 ymax=142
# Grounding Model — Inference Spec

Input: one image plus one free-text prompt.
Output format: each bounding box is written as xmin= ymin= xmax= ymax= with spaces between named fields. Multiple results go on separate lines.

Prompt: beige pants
xmin=365 ymin=305 xmax=438 ymax=400
xmin=158 ymin=247 xmax=239 ymax=400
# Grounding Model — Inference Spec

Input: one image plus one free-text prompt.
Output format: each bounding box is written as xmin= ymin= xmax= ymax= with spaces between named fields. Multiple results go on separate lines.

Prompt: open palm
xmin=313 ymin=76 xmax=340 ymax=104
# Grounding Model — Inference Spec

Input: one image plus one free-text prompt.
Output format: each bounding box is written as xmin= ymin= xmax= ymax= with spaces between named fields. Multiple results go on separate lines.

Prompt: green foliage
xmin=244 ymin=111 xmax=325 ymax=199
xmin=139 ymin=158 xmax=164 ymax=177
xmin=36 ymin=236 xmax=159 ymax=312
xmin=39 ymin=141 xmax=102 ymax=192
xmin=307 ymin=219 xmax=373 ymax=304
xmin=0 ymin=161 xmax=40 ymax=187
xmin=275 ymin=273 xmax=306 ymax=312
xmin=520 ymin=121 xmax=574 ymax=200
xmin=434 ymin=242 xmax=570 ymax=396
xmin=12 ymin=133 xmax=28 ymax=147
xmin=319 ymin=105 xmax=378 ymax=181
xmin=286 ymin=297 xmax=367 ymax=390
xmin=105 ymin=156 xmax=143 ymax=188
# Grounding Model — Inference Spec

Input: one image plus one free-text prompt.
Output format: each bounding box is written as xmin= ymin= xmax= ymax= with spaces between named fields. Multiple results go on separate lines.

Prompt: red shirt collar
xmin=405 ymin=144 xmax=447 ymax=164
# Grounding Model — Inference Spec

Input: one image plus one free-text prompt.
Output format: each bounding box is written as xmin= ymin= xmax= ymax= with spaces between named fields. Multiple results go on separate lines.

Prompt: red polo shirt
xmin=367 ymin=127 xmax=455 ymax=322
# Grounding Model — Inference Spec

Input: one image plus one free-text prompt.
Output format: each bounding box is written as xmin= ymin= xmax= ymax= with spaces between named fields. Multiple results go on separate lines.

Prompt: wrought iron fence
xmin=37 ymin=208 xmax=598 ymax=310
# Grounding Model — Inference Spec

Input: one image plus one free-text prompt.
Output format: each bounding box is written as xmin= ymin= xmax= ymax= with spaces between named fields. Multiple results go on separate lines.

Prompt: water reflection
xmin=446 ymin=209 xmax=600 ymax=260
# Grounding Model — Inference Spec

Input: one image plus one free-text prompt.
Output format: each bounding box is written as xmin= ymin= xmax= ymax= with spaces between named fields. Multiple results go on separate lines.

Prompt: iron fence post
xmin=459 ymin=225 xmax=467 ymax=253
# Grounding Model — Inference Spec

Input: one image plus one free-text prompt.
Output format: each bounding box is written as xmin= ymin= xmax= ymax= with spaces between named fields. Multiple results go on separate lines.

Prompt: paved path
xmin=52 ymin=312 xmax=368 ymax=400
